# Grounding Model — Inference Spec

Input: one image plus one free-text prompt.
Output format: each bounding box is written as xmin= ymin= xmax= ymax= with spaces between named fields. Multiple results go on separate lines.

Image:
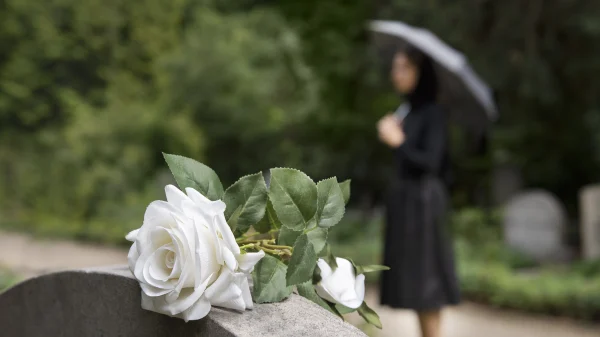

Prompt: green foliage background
xmin=0 ymin=1 xmax=319 ymax=238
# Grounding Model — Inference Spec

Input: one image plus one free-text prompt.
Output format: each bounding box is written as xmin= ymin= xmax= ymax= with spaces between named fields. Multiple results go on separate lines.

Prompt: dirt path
xmin=0 ymin=231 xmax=127 ymax=277
xmin=1 ymin=231 xmax=598 ymax=337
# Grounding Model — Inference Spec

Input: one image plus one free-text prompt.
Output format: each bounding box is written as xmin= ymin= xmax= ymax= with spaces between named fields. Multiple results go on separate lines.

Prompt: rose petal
xmin=214 ymin=295 xmax=246 ymax=312
xmin=159 ymin=288 xmax=200 ymax=315
xmin=144 ymin=200 xmax=180 ymax=226
xmin=170 ymin=217 xmax=197 ymax=289
xmin=239 ymin=276 xmax=253 ymax=310
xmin=195 ymin=223 xmax=220 ymax=286
xmin=215 ymin=213 xmax=240 ymax=255
xmin=205 ymin=270 xmax=242 ymax=304
xmin=154 ymin=276 xmax=211 ymax=316
xmin=314 ymin=258 xmax=365 ymax=308
xmin=142 ymin=244 xmax=175 ymax=289
xmin=168 ymin=254 xmax=182 ymax=280
xmin=316 ymin=259 xmax=333 ymax=279
xmin=126 ymin=229 xmax=139 ymax=242
xmin=149 ymin=226 xmax=173 ymax=251
xmin=222 ymin=247 xmax=238 ymax=271
xmin=136 ymin=201 xmax=180 ymax=259
xmin=315 ymin=283 xmax=337 ymax=304
xmin=206 ymin=215 xmax=224 ymax=265
xmin=210 ymin=272 xmax=247 ymax=312
xmin=180 ymin=199 xmax=210 ymax=224
xmin=140 ymin=282 xmax=172 ymax=297
xmin=180 ymin=199 xmax=226 ymax=266
xmin=237 ymin=251 xmax=265 ymax=273
xmin=185 ymin=188 xmax=226 ymax=215
xmin=165 ymin=185 xmax=190 ymax=211
xmin=180 ymin=296 xmax=211 ymax=322
xmin=349 ymin=274 xmax=366 ymax=309
xmin=127 ymin=242 xmax=140 ymax=273
xmin=137 ymin=226 xmax=176 ymax=285
xmin=338 ymin=281 xmax=362 ymax=309
xmin=184 ymin=187 xmax=212 ymax=205
xmin=148 ymin=246 xmax=173 ymax=282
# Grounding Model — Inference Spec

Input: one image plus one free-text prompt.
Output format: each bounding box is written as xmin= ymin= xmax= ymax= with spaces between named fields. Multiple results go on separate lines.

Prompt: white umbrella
xmin=369 ymin=20 xmax=498 ymax=132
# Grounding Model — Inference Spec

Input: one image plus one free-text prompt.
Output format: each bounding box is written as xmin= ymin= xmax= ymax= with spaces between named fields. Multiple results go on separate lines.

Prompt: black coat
xmin=380 ymin=102 xmax=461 ymax=310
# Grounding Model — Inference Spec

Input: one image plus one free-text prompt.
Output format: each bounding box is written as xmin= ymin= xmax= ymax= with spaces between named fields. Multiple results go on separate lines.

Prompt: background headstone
xmin=580 ymin=184 xmax=600 ymax=260
xmin=503 ymin=190 xmax=571 ymax=263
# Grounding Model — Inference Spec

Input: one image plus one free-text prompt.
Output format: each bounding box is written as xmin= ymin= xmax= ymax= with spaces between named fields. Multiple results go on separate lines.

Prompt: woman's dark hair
xmin=395 ymin=44 xmax=451 ymax=188
xmin=395 ymin=43 xmax=438 ymax=107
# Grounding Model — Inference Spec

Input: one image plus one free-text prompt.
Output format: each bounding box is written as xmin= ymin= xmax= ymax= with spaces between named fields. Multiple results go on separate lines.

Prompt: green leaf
xmin=339 ymin=179 xmax=351 ymax=205
xmin=358 ymin=302 xmax=382 ymax=329
xmin=254 ymin=198 xmax=282 ymax=233
xmin=306 ymin=225 xmax=328 ymax=255
xmin=252 ymin=255 xmax=293 ymax=303
xmin=163 ymin=153 xmax=224 ymax=201
xmin=323 ymin=244 xmax=338 ymax=270
xmin=312 ymin=264 xmax=322 ymax=284
xmin=348 ymin=258 xmax=390 ymax=275
xmin=286 ymin=234 xmax=318 ymax=286
xmin=253 ymin=212 xmax=270 ymax=234
xmin=269 ymin=168 xmax=317 ymax=231
xmin=278 ymin=227 xmax=301 ymax=246
xmin=316 ymin=178 xmax=345 ymax=228
xmin=227 ymin=206 xmax=243 ymax=232
xmin=233 ymin=228 xmax=244 ymax=238
xmin=223 ymin=173 xmax=268 ymax=233
xmin=335 ymin=304 xmax=357 ymax=315
xmin=357 ymin=265 xmax=390 ymax=274
xmin=297 ymin=282 xmax=343 ymax=318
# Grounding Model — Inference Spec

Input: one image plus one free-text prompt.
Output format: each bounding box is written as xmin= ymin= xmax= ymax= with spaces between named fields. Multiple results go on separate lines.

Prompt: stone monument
xmin=0 ymin=266 xmax=366 ymax=337
xmin=580 ymin=184 xmax=600 ymax=260
xmin=503 ymin=189 xmax=570 ymax=263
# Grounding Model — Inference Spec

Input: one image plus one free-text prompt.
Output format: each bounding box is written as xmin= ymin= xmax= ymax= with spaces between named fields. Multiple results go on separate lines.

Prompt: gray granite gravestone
xmin=580 ymin=184 xmax=600 ymax=260
xmin=503 ymin=190 xmax=570 ymax=263
xmin=0 ymin=266 xmax=366 ymax=337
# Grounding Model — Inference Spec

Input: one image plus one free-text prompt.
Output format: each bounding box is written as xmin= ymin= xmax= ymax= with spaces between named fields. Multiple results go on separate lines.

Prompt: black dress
xmin=380 ymin=102 xmax=461 ymax=310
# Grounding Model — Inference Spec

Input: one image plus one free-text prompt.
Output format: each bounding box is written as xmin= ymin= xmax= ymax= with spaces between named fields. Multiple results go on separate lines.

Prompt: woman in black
xmin=377 ymin=45 xmax=461 ymax=337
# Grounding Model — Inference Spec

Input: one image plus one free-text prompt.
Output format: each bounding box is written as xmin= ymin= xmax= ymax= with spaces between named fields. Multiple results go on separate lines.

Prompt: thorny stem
xmin=238 ymin=239 xmax=293 ymax=257
xmin=237 ymin=239 xmax=275 ymax=245
xmin=238 ymin=239 xmax=261 ymax=244
xmin=258 ymin=247 xmax=284 ymax=256
xmin=239 ymin=243 xmax=257 ymax=250
xmin=235 ymin=229 xmax=279 ymax=243
xmin=261 ymin=241 xmax=293 ymax=251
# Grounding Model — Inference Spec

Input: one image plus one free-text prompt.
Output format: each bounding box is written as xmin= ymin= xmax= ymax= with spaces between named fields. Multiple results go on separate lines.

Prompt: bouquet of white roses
xmin=126 ymin=153 xmax=388 ymax=328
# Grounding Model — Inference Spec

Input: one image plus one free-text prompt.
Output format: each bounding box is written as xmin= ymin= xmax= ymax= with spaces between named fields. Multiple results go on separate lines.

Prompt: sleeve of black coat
xmin=395 ymin=106 xmax=447 ymax=174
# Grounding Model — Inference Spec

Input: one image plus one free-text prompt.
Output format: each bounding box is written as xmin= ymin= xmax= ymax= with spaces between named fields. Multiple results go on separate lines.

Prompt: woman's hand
xmin=377 ymin=114 xmax=406 ymax=148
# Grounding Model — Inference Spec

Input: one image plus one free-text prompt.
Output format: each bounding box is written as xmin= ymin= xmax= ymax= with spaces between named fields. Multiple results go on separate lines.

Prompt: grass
xmin=0 ymin=212 xmax=135 ymax=247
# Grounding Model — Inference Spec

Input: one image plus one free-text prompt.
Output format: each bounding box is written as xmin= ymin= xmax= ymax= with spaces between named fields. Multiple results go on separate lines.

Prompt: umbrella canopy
xmin=369 ymin=20 xmax=498 ymax=133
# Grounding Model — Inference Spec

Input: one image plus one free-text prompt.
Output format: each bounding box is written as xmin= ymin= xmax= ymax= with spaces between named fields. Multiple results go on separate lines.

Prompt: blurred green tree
xmin=0 ymin=0 xmax=203 ymax=235
xmin=158 ymin=7 xmax=319 ymax=185
xmin=0 ymin=0 xmax=319 ymax=239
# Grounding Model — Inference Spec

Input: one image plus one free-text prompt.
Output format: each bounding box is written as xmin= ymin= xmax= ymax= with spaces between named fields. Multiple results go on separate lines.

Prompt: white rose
xmin=126 ymin=185 xmax=264 ymax=321
xmin=315 ymin=258 xmax=365 ymax=309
